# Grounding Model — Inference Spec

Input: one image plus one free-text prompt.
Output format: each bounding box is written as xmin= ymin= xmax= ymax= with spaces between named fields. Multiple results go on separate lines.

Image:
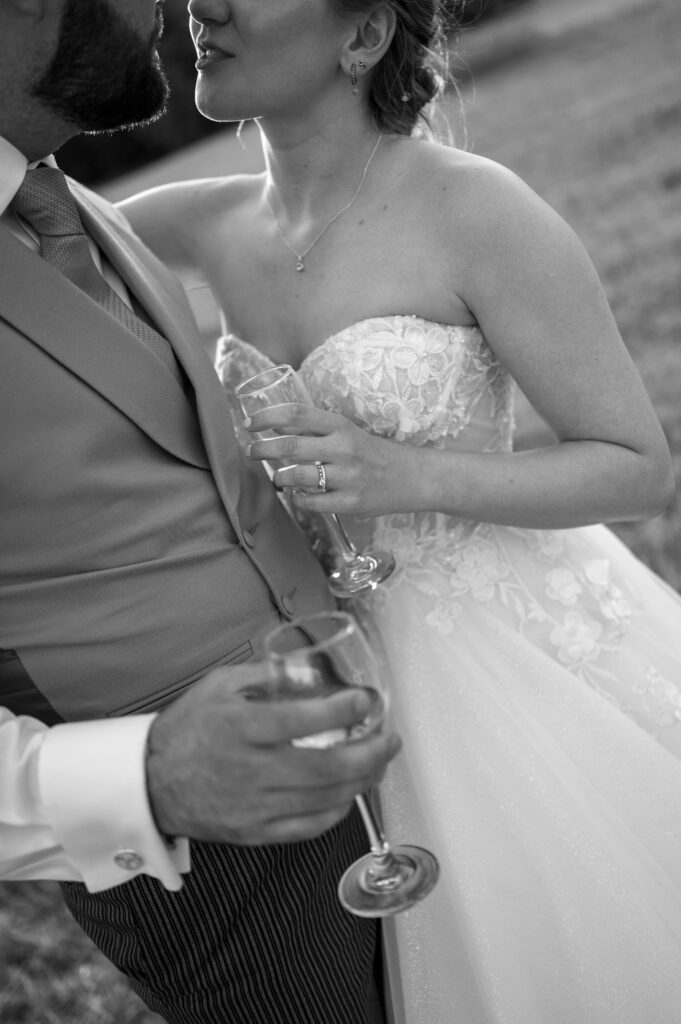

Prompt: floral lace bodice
xmin=219 ymin=314 xmax=516 ymax=561
xmin=218 ymin=314 xmax=681 ymax=746
xmin=220 ymin=314 xmax=515 ymax=452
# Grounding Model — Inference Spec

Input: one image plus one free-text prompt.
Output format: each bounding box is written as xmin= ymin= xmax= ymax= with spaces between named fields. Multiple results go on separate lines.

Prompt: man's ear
xmin=339 ymin=3 xmax=397 ymax=77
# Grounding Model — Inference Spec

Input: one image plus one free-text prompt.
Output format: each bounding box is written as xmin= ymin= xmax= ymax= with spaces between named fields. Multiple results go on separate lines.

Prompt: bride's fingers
xmin=289 ymin=486 xmax=351 ymax=514
xmin=248 ymin=426 xmax=352 ymax=466
xmin=244 ymin=404 xmax=334 ymax=436
xmin=247 ymin=433 xmax=329 ymax=465
xmin=273 ymin=461 xmax=336 ymax=492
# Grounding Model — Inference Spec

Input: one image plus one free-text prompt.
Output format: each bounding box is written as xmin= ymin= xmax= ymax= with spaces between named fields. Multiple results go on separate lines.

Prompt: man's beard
xmin=31 ymin=0 xmax=170 ymax=134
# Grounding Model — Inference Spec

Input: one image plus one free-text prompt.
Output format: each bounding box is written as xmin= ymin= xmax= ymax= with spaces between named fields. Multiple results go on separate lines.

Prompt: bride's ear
xmin=340 ymin=3 xmax=397 ymax=77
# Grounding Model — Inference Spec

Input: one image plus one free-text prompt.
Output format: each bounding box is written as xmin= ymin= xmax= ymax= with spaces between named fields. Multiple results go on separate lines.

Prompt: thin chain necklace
xmin=264 ymin=134 xmax=382 ymax=272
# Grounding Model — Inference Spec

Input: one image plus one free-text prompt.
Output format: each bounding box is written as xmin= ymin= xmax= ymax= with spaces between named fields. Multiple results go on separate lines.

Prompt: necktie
xmin=11 ymin=166 xmax=184 ymax=386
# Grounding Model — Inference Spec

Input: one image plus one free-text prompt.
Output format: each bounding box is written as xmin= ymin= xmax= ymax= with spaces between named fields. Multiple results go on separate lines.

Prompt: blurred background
xmin=2 ymin=0 xmax=680 ymax=1020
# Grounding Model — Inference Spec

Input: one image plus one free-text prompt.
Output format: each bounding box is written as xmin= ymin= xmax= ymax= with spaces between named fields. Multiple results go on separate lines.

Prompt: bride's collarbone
xmin=216 ymin=226 xmax=472 ymax=359
xmin=221 ymin=264 xmax=472 ymax=362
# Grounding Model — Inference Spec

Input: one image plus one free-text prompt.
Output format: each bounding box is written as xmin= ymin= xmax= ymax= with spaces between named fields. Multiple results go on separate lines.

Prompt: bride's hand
xmin=243 ymin=403 xmax=421 ymax=517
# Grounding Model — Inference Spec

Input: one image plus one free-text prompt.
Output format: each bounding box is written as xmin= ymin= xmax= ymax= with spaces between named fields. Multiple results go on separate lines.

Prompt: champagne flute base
xmin=327 ymin=550 xmax=396 ymax=598
xmin=338 ymin=845 xmax=439 ymax=918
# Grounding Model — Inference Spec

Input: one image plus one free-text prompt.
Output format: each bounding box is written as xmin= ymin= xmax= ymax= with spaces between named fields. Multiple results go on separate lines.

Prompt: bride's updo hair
xmin=333 ymin=0 xmax=455 ymax=138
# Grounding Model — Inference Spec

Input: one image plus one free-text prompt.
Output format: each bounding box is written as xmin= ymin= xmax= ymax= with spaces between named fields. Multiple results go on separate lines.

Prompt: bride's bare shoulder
xmin=410 ymin=141 xmax=568 ymax=252
xmin=413 ymin=141 xmax=535 ymax=209
xmin=117 ymin=172 xmax=265 ymax=269
xmin=118 ymin=171 xmax=263 ymax=222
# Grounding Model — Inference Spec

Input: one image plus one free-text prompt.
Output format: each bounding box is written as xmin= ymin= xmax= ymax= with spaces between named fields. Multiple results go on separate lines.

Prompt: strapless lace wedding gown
xmin=219 ymin=316 xmax=681 ymax=1024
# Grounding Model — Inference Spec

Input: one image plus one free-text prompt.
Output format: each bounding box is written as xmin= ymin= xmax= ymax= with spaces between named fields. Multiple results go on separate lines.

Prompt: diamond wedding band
xmin=315 ymin=460 xmax=327 ymax=493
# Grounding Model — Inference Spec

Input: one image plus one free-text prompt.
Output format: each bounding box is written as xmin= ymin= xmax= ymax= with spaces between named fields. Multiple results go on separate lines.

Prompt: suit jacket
xmin=0 ymin=178 xmax=332 ymax=724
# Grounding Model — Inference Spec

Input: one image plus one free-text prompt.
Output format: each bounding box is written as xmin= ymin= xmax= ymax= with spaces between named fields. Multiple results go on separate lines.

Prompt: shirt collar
xmin=0 ymin=135 xmax=58 ymax=216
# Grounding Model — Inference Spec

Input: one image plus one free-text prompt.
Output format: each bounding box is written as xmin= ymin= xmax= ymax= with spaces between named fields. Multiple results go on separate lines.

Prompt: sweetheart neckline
xmin=220 ymin=314 xmax=482 ymax=375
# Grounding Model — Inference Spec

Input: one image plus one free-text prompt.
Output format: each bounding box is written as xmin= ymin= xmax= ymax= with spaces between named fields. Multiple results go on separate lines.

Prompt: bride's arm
xmin=117 ymin=179 xmax=233 ymax=356
xmin=245 ymin=159 xmax=674 ymax=529
xmin=117 ymin=180 xmax=210 ymax=277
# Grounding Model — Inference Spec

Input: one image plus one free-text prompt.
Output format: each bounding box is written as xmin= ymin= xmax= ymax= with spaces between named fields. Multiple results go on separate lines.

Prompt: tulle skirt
xmin=353 ymin=522 xmax=681 ymax=1023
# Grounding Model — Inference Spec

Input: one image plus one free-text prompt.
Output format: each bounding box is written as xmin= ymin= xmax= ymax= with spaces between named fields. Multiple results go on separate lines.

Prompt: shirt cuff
xmin=38 ymin=713 xmax=190 ymax=892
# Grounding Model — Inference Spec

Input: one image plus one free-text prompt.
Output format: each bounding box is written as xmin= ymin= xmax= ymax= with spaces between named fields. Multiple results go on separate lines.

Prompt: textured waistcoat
xmin=0 ymin=181 xmax=332 ymax=724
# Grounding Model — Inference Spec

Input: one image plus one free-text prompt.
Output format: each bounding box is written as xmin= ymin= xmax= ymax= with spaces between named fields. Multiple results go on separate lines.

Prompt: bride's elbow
xmin=639 ymin=449 xmax=676 ymax=518
xmin=656 ymin=461 xmax=676 ymax=515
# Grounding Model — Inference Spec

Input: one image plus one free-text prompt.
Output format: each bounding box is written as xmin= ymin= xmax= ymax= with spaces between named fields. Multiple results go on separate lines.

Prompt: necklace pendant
xmin=266 ymin=135 xmax=382 ymax=278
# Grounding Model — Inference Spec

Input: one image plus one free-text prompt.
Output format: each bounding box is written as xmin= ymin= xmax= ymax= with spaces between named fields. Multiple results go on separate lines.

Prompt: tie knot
xmin=11 ymin=166 xmax=85 ymax=239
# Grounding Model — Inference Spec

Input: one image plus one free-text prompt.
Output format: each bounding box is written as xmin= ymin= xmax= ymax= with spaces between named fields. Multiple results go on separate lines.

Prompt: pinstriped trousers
xmin=61 ymin=807 xmax=380 ymax=1023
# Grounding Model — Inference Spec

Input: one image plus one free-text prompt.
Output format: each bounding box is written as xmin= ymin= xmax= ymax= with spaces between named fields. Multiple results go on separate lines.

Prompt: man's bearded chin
xmin=31 ymin=0 xmax=169 ymax=134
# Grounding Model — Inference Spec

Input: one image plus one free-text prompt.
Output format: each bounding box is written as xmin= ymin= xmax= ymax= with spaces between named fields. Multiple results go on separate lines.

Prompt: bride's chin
xmin=194 ymin=75 xmax=271 ymax=124
xmin=194 ymin=89 xmax=238 ymax=124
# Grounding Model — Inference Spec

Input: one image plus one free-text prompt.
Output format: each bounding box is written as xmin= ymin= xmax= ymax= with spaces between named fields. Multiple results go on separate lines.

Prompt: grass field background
xmin=2 ymin=0 xmax=679 ymax=1019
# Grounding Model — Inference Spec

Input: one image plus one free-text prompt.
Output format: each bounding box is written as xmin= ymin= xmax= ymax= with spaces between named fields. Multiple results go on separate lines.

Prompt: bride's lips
xmin=195 ymin=42 xmax=234 ymax=70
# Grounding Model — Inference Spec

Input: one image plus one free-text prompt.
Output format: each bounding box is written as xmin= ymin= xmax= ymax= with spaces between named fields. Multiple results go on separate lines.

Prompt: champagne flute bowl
xmin=264 ymin=611 xmax=439 ymax=918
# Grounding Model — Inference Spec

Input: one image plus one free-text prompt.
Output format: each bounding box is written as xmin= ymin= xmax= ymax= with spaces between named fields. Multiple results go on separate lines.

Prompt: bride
xmin=121 ymin=0 xmax=681 ymax=1021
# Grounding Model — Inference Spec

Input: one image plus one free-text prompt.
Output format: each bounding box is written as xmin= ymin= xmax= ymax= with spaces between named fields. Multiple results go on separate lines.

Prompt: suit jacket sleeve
xmin=0 ymin=708 xmax=189 ymax=892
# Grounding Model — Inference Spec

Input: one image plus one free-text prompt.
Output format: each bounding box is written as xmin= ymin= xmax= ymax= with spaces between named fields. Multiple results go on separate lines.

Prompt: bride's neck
xmin=257 ymin=115 xmax=382 ymax=221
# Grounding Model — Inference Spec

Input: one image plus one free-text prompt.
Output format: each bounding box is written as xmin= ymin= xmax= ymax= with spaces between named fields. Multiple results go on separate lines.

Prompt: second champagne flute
xmin=264 ymin=610 xmax=440 ymax=918
xmin=234 ymin=363 xmax=395 ymax=599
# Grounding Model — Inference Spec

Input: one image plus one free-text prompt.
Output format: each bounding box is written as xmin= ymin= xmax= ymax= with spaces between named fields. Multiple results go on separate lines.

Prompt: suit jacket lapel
xmin=74 ymin=184 xmax=242 ymax=514
xmin=0 ymin=221 xmax=210 ymax=470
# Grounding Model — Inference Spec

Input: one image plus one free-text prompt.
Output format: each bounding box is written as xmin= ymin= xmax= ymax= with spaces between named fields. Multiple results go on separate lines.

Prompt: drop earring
xmin=350 ymin=63 xmax=358 ymax=95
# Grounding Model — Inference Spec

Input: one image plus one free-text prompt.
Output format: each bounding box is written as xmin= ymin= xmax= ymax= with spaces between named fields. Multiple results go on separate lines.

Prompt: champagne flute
xmin=233 ymin=364 xmax=395 ymax=598
xmin=264 ymin=610 xmax=439 ymax=918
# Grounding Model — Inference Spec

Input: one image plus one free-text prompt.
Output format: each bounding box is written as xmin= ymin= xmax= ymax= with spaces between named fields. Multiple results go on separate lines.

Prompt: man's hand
xmin=146 ymin=662 xmax=401 ymax=845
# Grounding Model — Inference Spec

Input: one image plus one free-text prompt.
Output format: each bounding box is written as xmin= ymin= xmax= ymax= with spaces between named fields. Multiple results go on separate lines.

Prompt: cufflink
xmin=113 ymin=849 xmax=144 ymax=871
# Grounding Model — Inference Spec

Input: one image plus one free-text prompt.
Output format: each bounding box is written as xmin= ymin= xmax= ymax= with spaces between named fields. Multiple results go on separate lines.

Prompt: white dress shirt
xmin=0 ymin=135 xmax=189 ymax=891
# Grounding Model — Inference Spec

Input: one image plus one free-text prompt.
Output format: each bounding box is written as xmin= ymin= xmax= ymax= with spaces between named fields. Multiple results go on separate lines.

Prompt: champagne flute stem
xmin=354 ymin=794 xmax=391 ymax=860
xmin=325 ymin=513 xmax=364 ymax=561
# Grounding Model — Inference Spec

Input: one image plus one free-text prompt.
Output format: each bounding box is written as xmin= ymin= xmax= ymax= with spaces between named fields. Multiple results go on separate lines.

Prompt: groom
xmin=0 ymin=1 xmax=398 ymax=1021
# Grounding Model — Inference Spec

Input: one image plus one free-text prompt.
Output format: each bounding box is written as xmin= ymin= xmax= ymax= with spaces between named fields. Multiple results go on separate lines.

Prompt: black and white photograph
xmin=2 ymin=0 xmax=680 ymax=1021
